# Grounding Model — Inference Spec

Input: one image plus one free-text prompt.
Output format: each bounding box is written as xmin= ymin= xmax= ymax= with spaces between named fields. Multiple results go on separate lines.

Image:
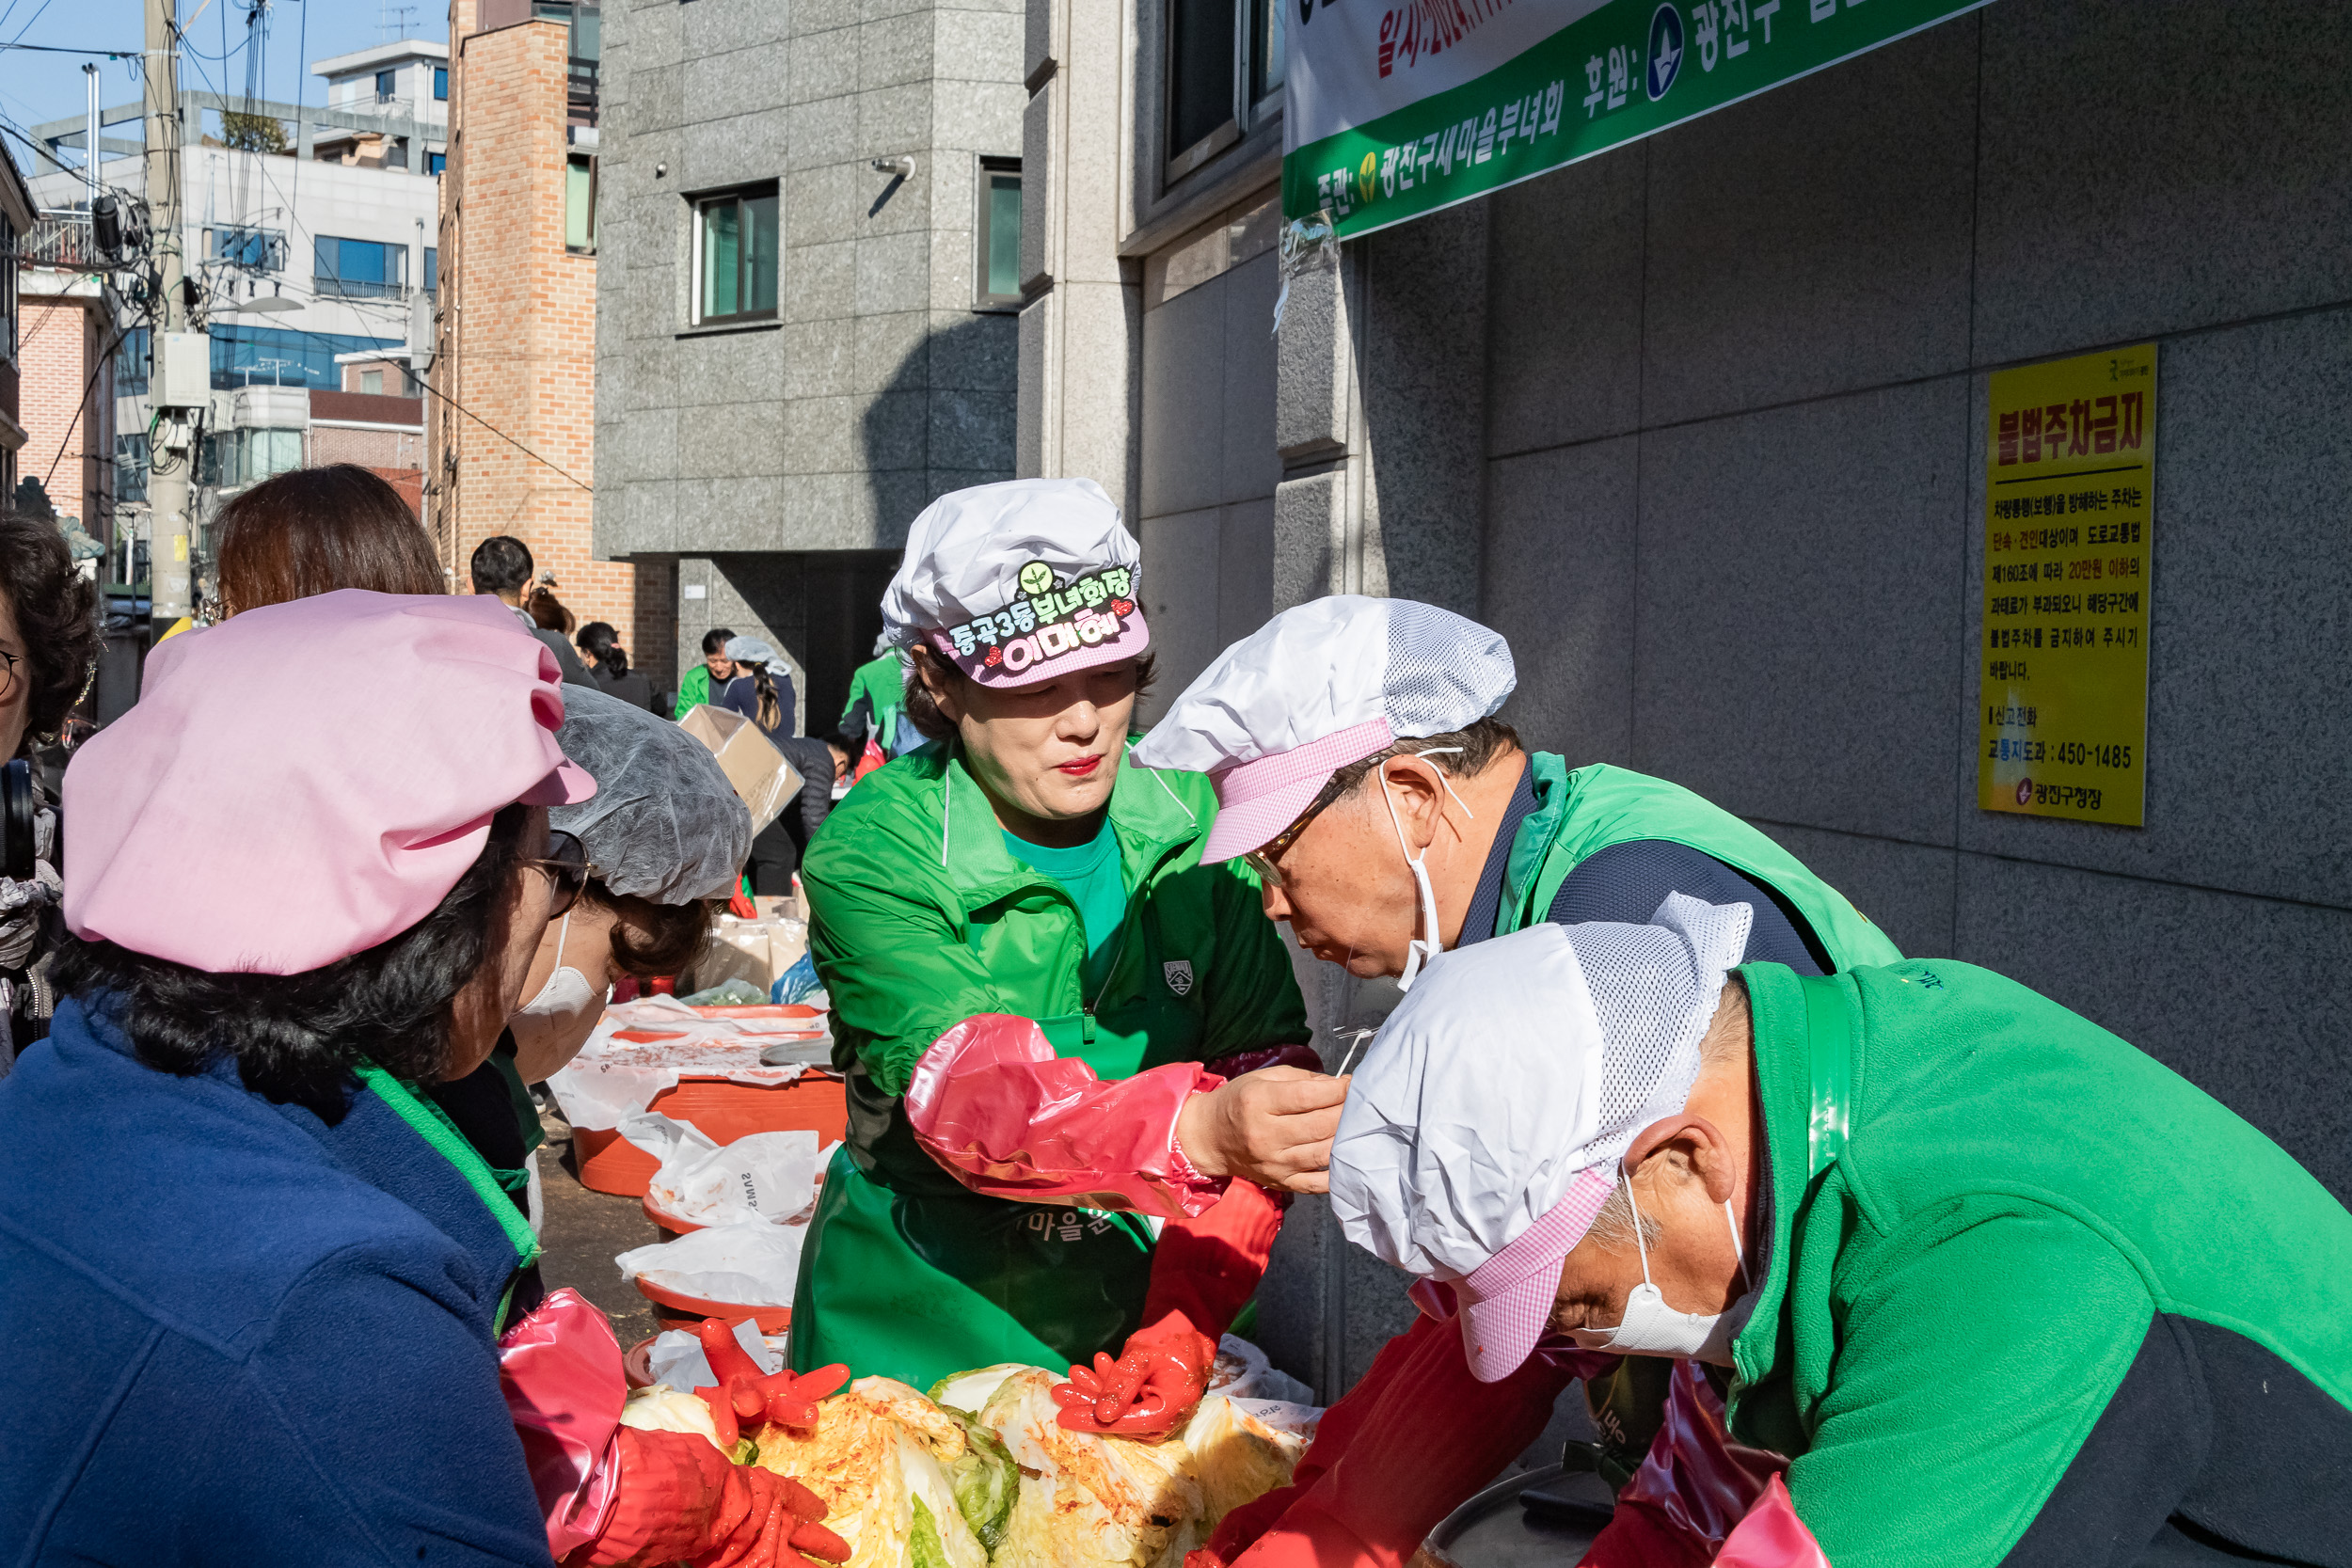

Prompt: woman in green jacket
xmin=788 ymin=479 xmax=1341 ymax=1391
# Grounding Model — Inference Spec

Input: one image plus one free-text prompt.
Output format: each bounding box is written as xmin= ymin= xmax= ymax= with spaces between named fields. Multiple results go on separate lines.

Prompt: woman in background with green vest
xmin=1128 ymin=593 xmax=1904 ymax=1565
xmin=788 ymin=479 xmax=1343 ymax=1393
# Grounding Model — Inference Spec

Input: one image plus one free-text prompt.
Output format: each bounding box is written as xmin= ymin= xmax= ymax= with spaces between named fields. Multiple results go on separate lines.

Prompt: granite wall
xmin=592 ymin=0 xmax=1027 ymax=712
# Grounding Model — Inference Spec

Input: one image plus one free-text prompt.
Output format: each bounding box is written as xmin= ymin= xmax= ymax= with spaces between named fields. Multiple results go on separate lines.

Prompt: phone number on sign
xmin=1988 ymin=739 xmax=2134 ymax=769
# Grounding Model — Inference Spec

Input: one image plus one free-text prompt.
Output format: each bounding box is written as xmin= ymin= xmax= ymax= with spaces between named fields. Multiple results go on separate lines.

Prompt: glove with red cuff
xmin=689 ymin=1318 xmax=850 ymax=1450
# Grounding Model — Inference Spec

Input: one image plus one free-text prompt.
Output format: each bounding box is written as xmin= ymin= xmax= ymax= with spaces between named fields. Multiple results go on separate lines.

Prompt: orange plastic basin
xmin=633 ymin=1276 xmax=792 ymax=1335
xmin=575 ymin=1072 xmax=847 ymax=1196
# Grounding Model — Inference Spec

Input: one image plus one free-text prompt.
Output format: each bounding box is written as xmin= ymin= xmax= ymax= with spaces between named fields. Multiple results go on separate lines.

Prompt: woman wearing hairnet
xmin=786 ymin=478 xmax=1343 ymax=1393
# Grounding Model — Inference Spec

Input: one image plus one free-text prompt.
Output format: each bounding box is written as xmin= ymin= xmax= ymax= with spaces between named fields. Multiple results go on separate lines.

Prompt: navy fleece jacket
xmin=0 ymin=1000 xmax=552 ymax=1566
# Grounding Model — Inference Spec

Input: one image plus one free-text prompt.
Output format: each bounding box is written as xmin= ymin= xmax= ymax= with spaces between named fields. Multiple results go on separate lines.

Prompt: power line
xmin=0 ymin=41 xmax=140 ymax=56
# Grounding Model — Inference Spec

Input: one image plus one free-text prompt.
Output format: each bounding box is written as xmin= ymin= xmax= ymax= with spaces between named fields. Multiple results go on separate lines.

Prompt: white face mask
xmin=1378 ymin=749 xmax=1474 ymax=993
xmin=509 ymin=911 xmax=608 ymax=1061
xmin=1571 ymin=1164 xmax=1756 ymax=1365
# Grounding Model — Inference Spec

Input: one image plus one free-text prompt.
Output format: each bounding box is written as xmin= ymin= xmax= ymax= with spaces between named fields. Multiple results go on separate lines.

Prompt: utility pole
xmin=144 ymin=0 xmax=193 ymax=631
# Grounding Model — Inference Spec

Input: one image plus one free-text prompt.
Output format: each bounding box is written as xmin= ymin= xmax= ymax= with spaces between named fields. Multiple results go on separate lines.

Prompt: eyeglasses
xmin=1241 ymin=770 xmax=1359 ymax=889
xmin=523 ymin=829 xmax=591 ymax=918
xmin=0 ymin=649 xmax=18 ymax=702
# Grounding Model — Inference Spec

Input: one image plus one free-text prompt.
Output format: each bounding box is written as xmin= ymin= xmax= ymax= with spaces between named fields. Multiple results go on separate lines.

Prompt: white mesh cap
xmin=1329 ymin=893 xmax=1754 ymax=1282
xmin=1128 ymin=596 xmax=1517 ymax=860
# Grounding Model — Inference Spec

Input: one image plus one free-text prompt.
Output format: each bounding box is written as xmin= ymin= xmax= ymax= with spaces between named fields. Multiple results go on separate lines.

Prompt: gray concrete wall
xmin=594 ymin=0 xmax=1026 ymax=691
xmin=1081 ymin=0 xmax=2352 ymax=1407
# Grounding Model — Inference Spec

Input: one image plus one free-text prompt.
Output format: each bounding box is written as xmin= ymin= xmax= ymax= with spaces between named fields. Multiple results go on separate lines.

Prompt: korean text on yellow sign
xmin=1979 ymin=345 xmax=2155 ymax=826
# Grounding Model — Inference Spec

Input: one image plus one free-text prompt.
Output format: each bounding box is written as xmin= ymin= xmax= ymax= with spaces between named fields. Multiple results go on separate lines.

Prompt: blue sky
xmin=0 ymin=0 xmax=448 ymax=178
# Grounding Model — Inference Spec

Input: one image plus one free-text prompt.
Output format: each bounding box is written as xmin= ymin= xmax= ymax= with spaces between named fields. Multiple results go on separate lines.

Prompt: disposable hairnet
xmin=548 ymin=685 xmax=752 ymax=903
xmin=1329 ymin=893 xmax=1751 ymax=1281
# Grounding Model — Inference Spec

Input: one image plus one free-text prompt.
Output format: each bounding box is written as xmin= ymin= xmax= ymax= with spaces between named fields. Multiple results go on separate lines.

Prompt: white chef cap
xmin=880 ymin=478 xmax=1148 ymax=690
xmin=1127 ymin=595 xmax=1516 ymax=861
xmin=1329 ymin=894 xmax=1752 ymax=1381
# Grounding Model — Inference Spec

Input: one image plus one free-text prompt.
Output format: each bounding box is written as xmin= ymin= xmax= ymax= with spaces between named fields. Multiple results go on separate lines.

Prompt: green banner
xmin=1283 ymin=0 xmax=1989 ymax=240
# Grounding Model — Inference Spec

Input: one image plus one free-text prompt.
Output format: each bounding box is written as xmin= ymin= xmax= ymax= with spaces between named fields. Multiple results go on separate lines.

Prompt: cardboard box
xmin=679 ymin=704 xmax=801 ymax=835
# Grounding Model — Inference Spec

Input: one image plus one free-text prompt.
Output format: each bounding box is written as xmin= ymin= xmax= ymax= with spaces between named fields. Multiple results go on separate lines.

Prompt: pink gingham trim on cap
xmin=1197 ymin=716 xmax=1396 ymax=863
xmin=1454 ymin=1164 xmax=1619 ymax=1382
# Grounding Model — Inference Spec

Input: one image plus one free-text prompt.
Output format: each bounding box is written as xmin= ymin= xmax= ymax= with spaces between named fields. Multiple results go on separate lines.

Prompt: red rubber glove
xmin=1191 ymin=1311 xmax=1589 ymax=1568
xmin=692 ymin=1318 xmax=851 ymax=1442
xmin=579 ymin=1426 xmax=845 ymax=1568
xmin=1052 ymin=1309 xmax=1219 ymax=1440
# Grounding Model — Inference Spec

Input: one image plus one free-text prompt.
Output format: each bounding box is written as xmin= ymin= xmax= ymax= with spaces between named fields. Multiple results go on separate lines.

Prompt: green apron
xmin=791 ymin=887 xmax=1210 ymax=1391
xmin=1499 ymin=756 xmax=1904 ymax=969
xmin=359 ymin=1064 xmax=544 ymax=1335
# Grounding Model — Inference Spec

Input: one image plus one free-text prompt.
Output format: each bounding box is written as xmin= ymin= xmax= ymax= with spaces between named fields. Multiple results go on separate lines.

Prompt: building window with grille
xmin=565 ymin=156 xmax=598 ymax=254
xmin=315 ymin=235 xmax=407 ymax=300
xmin=975 ymin=157 xmax=1022 ymax=309
xmin=1166 ymin=0 xmax=1285 ymax=182
xmin=208 ymin=226 xmax=287 ymax=272
xmin=691 ymin=185 xmax=778 ymax=326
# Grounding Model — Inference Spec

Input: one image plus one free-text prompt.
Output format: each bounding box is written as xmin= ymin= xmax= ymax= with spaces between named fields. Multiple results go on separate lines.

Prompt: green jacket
xmin=839 ymin=653 xmax=906 ymax=752
xmin=789 ymin=740 xmax=1310 ymax=1386
xmin=672 ymin=662 xmax=710 ymax=721
xmin=1730 ymin=959 xmax=2352 ymax=1568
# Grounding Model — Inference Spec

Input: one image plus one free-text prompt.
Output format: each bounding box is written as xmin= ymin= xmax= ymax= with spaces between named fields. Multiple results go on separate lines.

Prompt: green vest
xmin=672 ymin=662 xmax=711 ymax=721
xmin=1731 ymin=960 xmax=2352 ymax=1568
xmin=1497 ymin=755 xmax=1902 ymax=969
xmin=787 ymin=743 xmax=1309 ymax=1389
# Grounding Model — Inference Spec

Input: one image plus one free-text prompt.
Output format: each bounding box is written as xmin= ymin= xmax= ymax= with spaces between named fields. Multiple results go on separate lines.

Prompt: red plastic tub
xmin=633 ymin=1275 xmax=792 ymax=1335
xmin=576 ymin=1071 xmax=846 ymax=1196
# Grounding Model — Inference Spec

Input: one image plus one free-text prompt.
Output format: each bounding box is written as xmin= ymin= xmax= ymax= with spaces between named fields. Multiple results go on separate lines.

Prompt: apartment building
xmin=587 ymin=0 xmax=1027 ymax=729
xmin=0 ymin=141 xmax=32 ymax=501
xmin=1021 ymin=0 xmax=2352 ymax=1398
xmin=435 ymin=1 xmax=668 ymax=687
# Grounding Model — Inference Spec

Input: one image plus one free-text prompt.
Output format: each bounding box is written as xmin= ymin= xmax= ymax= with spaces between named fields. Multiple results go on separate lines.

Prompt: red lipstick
xmin=1057 ymin=753 xmax=1104 ymax=777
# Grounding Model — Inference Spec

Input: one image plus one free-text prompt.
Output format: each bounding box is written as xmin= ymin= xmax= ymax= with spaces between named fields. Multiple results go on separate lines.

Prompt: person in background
xmin=575 ymin=621 xmax=660 ymax=714
xmin=674 ymin=626 xmax=737 ymax=719
xmin=746 ymin=730 xmax=836 ymax=897
xmin=470 ymin=534 xmax=594 ymax=687
xmin=452 ymin=684 xmax=751 ymax=1309
xmin=838 ymin=635 xmax=920 ymax=758
xmin=0 ymin=511 xmax=103 ymax=1072
xmin=716 ymin=634 xmax=798 ymax=739
xmin=213 ymin=464 xmax=443 ymax=612
xmin=526 ymin=577 xmax=576 ymax=639
xmin=0 ymin=593 xmax=801 ymax=1567
xmin=820 ymin=732 xmax=859 ymax=800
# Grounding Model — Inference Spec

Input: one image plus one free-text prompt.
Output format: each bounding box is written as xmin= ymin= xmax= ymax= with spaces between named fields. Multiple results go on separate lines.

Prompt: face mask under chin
xmin=1570 ymin=1164 xmax=1756 ymax=1365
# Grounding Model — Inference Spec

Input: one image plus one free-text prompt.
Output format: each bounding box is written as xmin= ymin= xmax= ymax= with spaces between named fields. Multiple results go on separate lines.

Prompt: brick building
xmin=0 ymin=144 xmax=31 ymax=499
xmin=435 ymin=0 xmax=675 ymax=690
xmin=15 ymin=219 xmax=118 ymax=562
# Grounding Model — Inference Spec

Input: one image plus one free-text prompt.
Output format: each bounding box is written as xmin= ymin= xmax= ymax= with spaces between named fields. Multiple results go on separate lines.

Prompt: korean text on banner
xmin=1282 ymin=0 xmax=1989 ymax=240
xmin=1979 ymin=345 xmax=2156 ymax=827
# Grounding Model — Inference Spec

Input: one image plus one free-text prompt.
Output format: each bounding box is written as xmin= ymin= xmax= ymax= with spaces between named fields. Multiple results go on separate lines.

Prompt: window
xmin=424 ymin=246 xmax=438 ymax=294
xmin=115 ymin=432 xmax=148 ymax=504
xmin=314 ymin=235 xmax=408 ymax=299
xmin=975 ymin=157 xmax=1022 ymax=309
xmin=427 ymin=150 xmax=447 ymax=177
xmin=202 ymin=428 xmax=305 ymax=489
xmin=565 ymin=155 xmax=598 ymax=253
xmin=360 ymin=369 xmax=385 ymax=395
xmin=116 ymin=325 xmax=151 ymax=395
xmin=1165 ymin=0 xmax=1285 ymax=182
xmin=533 ymin=0 xmax=600 ymax=61
xmin=211 ymin=325 xmax=399 ymax=391
xmin=692 ymin=186 xmax=778 ymax=325
xmin=207 ymin=226 xmax=287 ymax=272
xmin=435 ymin=66 xmax=449 ymax=101
xmin=375 ymin=69 xmax=397 ymax=99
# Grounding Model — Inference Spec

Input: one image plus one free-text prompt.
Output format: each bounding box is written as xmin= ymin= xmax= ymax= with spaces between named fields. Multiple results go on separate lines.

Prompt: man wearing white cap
xmin=788 ymin=480 xmax=1346 ymax=1394
xmin=1298 ymin=906 xmax=2352 ymax=1568
xmin=1131 ymin=596 xmax=1904 ymax=1562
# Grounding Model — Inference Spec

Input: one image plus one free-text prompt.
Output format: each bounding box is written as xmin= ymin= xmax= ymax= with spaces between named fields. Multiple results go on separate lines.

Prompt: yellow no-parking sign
xmin=1979 ymin=346 xmax=2156 ymax=825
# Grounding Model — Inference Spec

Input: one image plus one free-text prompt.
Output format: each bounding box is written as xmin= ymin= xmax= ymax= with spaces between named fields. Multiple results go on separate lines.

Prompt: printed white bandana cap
xmin=1127 ymin=595 xmax=1516 ymax=861
xmin=1328 ymin=894 xmax=1753 ymax=1380
xmin=880 ymin=477 xmax=1148 ymax=689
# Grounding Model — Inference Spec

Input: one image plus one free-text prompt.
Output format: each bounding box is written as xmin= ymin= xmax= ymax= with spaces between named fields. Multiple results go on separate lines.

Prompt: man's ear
xmin=1375 ymin=756 xmax=1446 ymax=852
xmin=914 ymin=653 xmax=963 ymax=726
xmin=1624 ymin=1114 xmax=1738 ymax=1205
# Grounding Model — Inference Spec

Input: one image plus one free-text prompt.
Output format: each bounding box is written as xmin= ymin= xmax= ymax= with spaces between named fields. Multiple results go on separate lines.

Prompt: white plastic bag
xmin=623 ymin=1113 xmax=821 ymax=1228
xmin=645 ymin=1318 xmax=783 ymax=1391
xmin=616 ymin=1218 xmax=808 ymax=1307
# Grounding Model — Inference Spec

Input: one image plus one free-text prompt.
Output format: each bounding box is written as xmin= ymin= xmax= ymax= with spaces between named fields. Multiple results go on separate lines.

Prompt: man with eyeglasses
xmin=1127 ymin=594 xmax=1903 ymax=1568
